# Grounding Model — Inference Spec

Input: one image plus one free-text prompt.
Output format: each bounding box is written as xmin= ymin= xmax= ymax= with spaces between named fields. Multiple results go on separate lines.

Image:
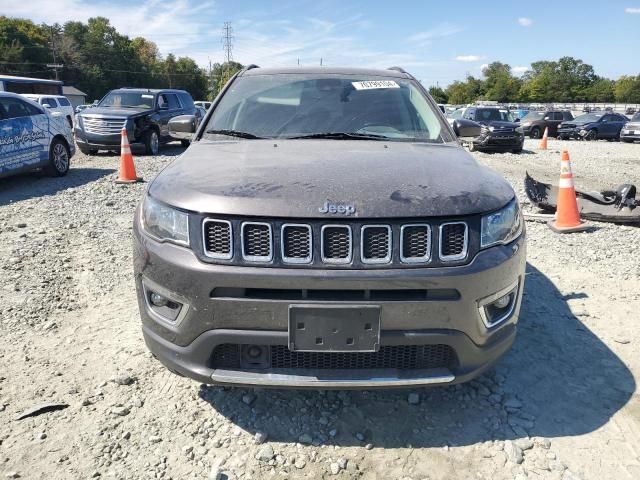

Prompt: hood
xmin=79 ymin=106 xmax=153 ymax=118
xmin=149 ymin=139 xmax=515 ymax=218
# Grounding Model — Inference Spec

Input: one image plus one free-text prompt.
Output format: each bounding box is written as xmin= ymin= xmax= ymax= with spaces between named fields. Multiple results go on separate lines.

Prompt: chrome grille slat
xmin=321 ymin=225 xmax=352 ymax=264
xmin=241 ymin=222 xmax=273 ymax=262
xmin=400 ymin=224 xmax=431 ymax=263
xmin=203 ymin=219 xmax=233 ymax=259
xmin=281 ymin=224 xmax=312 ymax=264
xmin=361 ymin=225 xmax=391 ymax=264
xmin=439 ymin=222 xmax=468 ymax=261
xmin=81 ymin=116 xmax=126 ymax=135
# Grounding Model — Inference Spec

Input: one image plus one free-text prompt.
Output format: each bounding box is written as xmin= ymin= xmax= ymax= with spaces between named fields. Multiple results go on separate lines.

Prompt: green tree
xmin=428 ymin=85 xmax=448 ymax=104
xmin=445 ymin=75 xmax=484 ymax=104
xmin=481 ymin=62 xmax=521 ymax=103
xmin=614 ymin=75 xmax=640 ymax=103
xmin=584 ymin=77 xmax=615 ymax=102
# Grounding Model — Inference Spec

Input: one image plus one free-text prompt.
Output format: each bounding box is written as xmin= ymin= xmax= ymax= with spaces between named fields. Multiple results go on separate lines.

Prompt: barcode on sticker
xmin=352 ymin=80 xmax=400 ymax=90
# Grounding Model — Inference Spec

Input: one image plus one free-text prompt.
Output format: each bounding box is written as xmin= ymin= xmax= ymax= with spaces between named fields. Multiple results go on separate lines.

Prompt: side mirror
xmin=453 ymin=119 xmax=482 ymax=138
xmin=168 ymin=115 xmax=197 ymax=139
xmin=92 ymin=100 xmax=99 ymax=105
xmin=514 ymin=117 xmax=520 ymax=123
xmin=43 ymin=104 xmax=52 ymax=109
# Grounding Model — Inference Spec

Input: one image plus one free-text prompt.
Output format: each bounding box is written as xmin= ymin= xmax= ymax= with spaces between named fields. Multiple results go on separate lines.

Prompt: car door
xmin=611 ymin=114 xmax=627 ymax=136
xmin=547 ymin=112 xmax=563 ymax=136
xmin=156 ymin=93 xmax=180 ymax=140
xmin=0 ymin=96 xmax=49 ymax=177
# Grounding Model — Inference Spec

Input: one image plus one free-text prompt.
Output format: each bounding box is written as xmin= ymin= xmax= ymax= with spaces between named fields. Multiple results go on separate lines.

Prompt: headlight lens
xmin=481 ymin=199 xmax=522 ymax=248
xmin=141 ymin=196 xmax=190 ymax=246
xmin=515 ymin=126 xmax=524 ymax=134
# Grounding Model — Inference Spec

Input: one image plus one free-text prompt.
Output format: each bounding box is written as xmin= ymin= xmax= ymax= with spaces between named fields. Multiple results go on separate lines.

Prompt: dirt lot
xmin=0 ymin=138 xmax=639 ymax=480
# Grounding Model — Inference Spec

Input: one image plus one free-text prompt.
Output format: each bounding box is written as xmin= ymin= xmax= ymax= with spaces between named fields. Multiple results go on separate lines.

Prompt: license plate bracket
xmin=288 ymin=305 xmax=381 ymax=352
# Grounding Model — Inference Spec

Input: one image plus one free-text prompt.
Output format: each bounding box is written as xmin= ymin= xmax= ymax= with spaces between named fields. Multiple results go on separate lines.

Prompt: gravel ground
xmin=0 ymin=138 xmax=639 ymax=480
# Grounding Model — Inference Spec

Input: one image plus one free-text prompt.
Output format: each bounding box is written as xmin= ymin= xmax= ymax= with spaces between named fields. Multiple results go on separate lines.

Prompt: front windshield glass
xmin=476 ymin=108 xmax=516 ymax=122
xmin=99 ymin=91 xmax=155 ymax=109
xmin=205 ymin=74 xmax=452 ymax=142
xmin=447 ymin=109 xmax=463 ymax=119
xmin=522 ymin=112 xmax=545 ymax=121
xmin=574 ymin=113 xmax=603 ymax=123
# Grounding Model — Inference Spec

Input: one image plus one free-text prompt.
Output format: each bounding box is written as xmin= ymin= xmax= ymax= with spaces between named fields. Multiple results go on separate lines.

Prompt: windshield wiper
xmin=286 ymin=132 xmax=390 ymax=140
xmin=205 ymin=129 xmax=264 ymax=139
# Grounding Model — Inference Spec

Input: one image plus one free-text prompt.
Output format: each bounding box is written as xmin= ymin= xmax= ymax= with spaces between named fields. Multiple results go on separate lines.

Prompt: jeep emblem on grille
xmin=319 ymin=201 xmax=356 ymax=215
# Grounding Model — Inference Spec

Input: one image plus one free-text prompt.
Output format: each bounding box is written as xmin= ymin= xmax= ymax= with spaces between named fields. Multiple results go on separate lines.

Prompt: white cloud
xmin=455 ymin=55 xmax=483 ymax=62
xmin=407 ymin=23 xmax=465 ymax=47
xmin=513 ymin=66 xmax=529 ymax=74
xmin=625 ymin=7 xmax=640 ymax=13
xmin=518 ymin=17 xmax=533 ymax=26
xmin=480 ymin=63 xmax=489 ymax=72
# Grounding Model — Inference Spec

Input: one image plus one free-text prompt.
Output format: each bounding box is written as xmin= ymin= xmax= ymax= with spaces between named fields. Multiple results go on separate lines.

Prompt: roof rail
xmin=387 ymin=66 xmax=407 ymax=74
xmin=244 ymin=64 xmax=260 ymax=71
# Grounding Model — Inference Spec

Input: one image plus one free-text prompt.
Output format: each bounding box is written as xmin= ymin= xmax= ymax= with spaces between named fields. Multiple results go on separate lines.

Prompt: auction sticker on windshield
xmin=352 ymin=80 xmax=400 ymax=90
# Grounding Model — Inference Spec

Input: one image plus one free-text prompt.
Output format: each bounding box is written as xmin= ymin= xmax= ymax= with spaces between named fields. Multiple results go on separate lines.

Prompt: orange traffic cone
xmin=538 ymin=127 xmax=548 ymax=150
xmin=116 ymin=128 xmax=142 ymax=184
xmin=548 ymin=151 xmax=590 ymax=233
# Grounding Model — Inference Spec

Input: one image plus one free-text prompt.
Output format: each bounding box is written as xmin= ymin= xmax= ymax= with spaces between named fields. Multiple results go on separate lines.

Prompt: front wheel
xmin=44 ymin=138 xmax=70 ymax=177
xmin=584 ymin=129 xmax=598 ymax=141
xmin=530 ymin=127 xmax=541 ymax=139
xmin=144 ymin=129 xmax=160 ymax=156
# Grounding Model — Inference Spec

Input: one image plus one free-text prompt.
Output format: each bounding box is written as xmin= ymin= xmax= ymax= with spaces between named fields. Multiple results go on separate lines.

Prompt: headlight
xmin=521 ymin=121 xmax=531 ymax=127
xmin=141 ymin=195 xmax=190 ymax=246
xmin=515 ymin=126 xmax=524 ymax=134
xmin=480 ymin=125 xmax=491 ymax=135
xmin=481 ymin=199 xmax=522 ymax=248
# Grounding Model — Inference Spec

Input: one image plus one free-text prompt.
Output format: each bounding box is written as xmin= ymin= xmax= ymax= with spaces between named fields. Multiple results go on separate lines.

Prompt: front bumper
xmin=620 ymin=129 xmax=640 ymax=141
xmin=133 ymin=219 xmax=526 ymax=388
xmin=74 ymin=127 xmax=144 ymax=151
xmin=472 ymin=132 xmax=524 ymax=151
xmin=557 ymin=127 xmax=582 ymax=138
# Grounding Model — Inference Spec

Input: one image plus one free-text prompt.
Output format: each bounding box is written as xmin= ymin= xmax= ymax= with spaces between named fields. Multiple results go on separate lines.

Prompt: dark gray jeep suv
xmin=133 ymin=66 xmax=526 ymax=388
xmin=75 ymin=88 xmax=197 ymax=155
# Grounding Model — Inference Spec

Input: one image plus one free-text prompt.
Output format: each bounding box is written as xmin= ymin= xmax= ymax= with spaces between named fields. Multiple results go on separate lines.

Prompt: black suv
xmin=132 ymin=66 xmax=526 ymax=389
xmin=75 ymin=88 xmax=197 ymax=155
xmin=461 ymin=106 xmax=524 ymax=153
xmin=520 ymin=110 xmax=573 ymax=138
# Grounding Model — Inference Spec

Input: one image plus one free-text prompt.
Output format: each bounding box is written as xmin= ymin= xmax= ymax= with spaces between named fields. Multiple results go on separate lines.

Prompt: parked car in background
xmin=75 ymin=104 xmax=92 ymax=114
xmin=461 ymin=106 xmax=524 ymax=153
xmin=620 ymin=112 xmax=640 ymax=143
xmin=194 ymin=100 xmax=212 ymax=110
xmin=625 ymin=107 xmax=637 ymax=116
xmin=445 ymin=108 xmax=463 ymax=127
xmin=520 ymin=110 xmax=573 ymax=138
xmin=75 ymin=88 xmax=197 ymax=155
xmin=22 ymin=94 xmax=74 ymax=127
xmin=557 ymin=112 xmax=629 ymax=141
xmin=0 ymin=92 xmax=75 ymax=179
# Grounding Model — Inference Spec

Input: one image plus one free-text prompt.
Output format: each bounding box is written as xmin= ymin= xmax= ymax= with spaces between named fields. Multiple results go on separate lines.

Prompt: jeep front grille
xmin=321 ymin=226 xmax=352 ymax=263
xmin=200 ymin=218 xmax=472 ymax=268
xmin=81 ymin=116 xmax=126 ymax=135
xmin=439 ymin=222 xmax=468 ymax=261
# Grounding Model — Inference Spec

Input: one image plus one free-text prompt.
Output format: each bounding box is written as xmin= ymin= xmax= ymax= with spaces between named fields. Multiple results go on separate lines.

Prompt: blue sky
xmin=4 ymin=0 xmax=640 ymax=86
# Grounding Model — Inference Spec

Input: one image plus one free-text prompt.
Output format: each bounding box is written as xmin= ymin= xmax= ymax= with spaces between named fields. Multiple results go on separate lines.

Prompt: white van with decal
xmin=0 ymin=92 xmax=75 ymax=179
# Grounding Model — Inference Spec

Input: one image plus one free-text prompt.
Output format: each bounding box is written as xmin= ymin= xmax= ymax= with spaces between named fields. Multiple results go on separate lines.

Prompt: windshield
xmin=205 ymin=74 xmax=452 ymax=142
xmin=447 ymin=109 xmax=463 ymax=119
xmin=574 ymin=113 xmax=603 ymax=123
xmin=475 ymin=108 xmax=516 ymax=122
xmin=99 ymin=91 xmax=155 ymax=109
xmin=522 ymin=112 xmax=545 ymax=121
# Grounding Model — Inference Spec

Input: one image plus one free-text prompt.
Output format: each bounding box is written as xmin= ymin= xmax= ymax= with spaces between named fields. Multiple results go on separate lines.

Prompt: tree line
xmin=3 ymin=16 xmax=640 ymax=105
xmin=428 ymin=58 xmax=640 ymax=105
xmin=0 ymin=16 xmax=243 ymax=101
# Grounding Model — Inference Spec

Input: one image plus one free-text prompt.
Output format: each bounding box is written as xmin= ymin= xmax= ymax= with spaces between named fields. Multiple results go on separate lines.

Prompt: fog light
xmin=247 ymin=345 xmax=263 ymax=359
xmin=493 ymin=294 xmax=511 ymax=309
xmin=150 ymin=292 xmax=169 ymax=307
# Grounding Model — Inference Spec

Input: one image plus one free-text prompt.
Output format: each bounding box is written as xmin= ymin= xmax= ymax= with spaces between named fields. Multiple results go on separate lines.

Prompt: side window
xmin=42 ymin=97 xmax=58 ymax=108
xmin=552 ymin=112 xmax=562 ymax=121
xmin=58 ymin=97 xmax=71 ymax=107
xmin=179 ymin=93 xmax=194 ymax=109
xmin=24 ymin=102 xmax=44 ymax=116
xmin=166 ymin=94 xmax=181 ymax=110
xmin=563 ymin=112 xmax=573 ymax=120
xmin=1 ymin=97 xmax=33 ymax=119
xmin=601 ymin=115 xmax=611 ymax=123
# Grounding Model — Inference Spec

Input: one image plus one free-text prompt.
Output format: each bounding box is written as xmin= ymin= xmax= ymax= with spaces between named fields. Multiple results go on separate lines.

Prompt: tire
xmin=180 ymin=139 xmax=190 ymax=148
xmin=530 ymin=127 xmax=541 ymax=139
xmin=79 ymin=146 xmax=98 ymax=155
xmin=512 ymin=148 xmax=523 ymax=154
xmin=622 ymin=138 xmax=633 ymax=143
xmin=44 ymin=138 xmax=70 ymax=177
xmin=585 ymin=129 xmax=598 ymax=141
xmin=144 ymin=129 xmax=160 ymax=156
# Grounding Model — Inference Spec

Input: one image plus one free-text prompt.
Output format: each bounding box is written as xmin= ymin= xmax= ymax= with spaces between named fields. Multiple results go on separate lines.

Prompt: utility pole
xmin=47 ymin=26 xmax=62 ymax=80
xmin=221 ymin=21 xmax=234 ymax=82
